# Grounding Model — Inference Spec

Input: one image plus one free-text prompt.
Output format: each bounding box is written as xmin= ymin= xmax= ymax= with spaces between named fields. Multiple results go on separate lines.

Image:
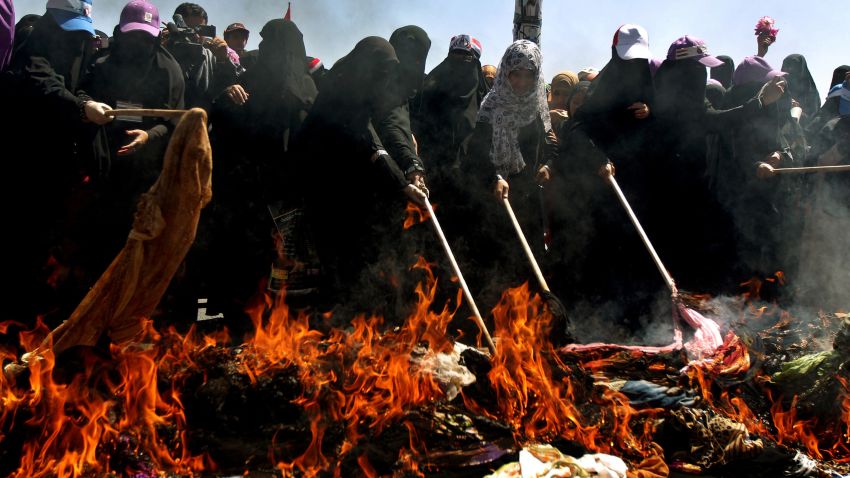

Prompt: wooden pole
xmin=605 ymin=173 xmax=677 ymax=295
xmin=105 ymin=109 xmax=189 ymax=119
xmin=424 ymin=198 xmax=497 ymax=355
xmin=502 ymin=197 xmax=550 ymax=292
xmin=772 ymin=165 xmax=850 ymax=175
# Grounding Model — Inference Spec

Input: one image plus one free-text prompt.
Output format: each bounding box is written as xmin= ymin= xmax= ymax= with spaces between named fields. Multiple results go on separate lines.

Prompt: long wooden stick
xmin=423 ymin=198 xmax=497 ymax=355
xmin=106 ymin=109 xmax=189 ymax=119
xmin=502 ymin=197 xmax=550 ymax=292
xmin=772 ymin=165 xmax=850 ymax=175
xmin=605 ymin=174 xmax=677 ymax=294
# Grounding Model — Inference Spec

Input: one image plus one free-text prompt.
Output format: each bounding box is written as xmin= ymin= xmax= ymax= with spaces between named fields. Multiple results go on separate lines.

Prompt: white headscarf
xmin=477 ymin=40 xmax=551 ymax=176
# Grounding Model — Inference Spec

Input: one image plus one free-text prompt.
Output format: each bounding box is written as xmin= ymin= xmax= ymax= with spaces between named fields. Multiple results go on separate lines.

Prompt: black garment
xmin=212 ymin=18 xmax=316 ymax=206
xmin=73 ymin=32 xmax=185 ymax=283
xmin=710 ymin=55 xmax=734 ymax=89
xmin=1 ymin=12 xmax=94 ymax=324
xmin=414 ymin=52 xmax=488 ymax=180
xmin=723 ymin=81 xmax=804 ymax=276
xmin=79 ymin=35 xmax=185 ymax=183
xmin=572 ymin=47 xmax=655 ymax=166
xmin=653 ymin=59 xmax=768 ymax=291
xmin=552 ymin=47 xmax=663 ymax=326
xmin=705 ymin=82 xmax=726 ymax=109
xmin=387 ymin=25 xmax=430 ymax=103
xmin=166 ymin=38 xmax=238 ymax=111
xmin=795 ymin=117 xmax=849 ymax=310
xmin=374 ymin=25 xmax=430 ymax=177
xmin=410 ymin=50 xmax=488 ymax=295
xmin=412 ymin=50 xmax=488 ymax=276
xmin=295 ymin=37 xmax=409 ymax=309
xmin=808 ymin=109 xmax=850 ymax=161
xmin=805 ymin=96 xmax=842 ymax=141
xmin=205 ymin=19 xmax=318 ymax=328
xmin=828 ymin=65 xmax=849 ymax=91
xmin=464 ymin=116 xmax=557 ymax=307
xmin=12 ymin=14 xmax=40 ymax=52
xmin=239 ymin=48 xmax=258 ymax=71
xmin=230 ymin=18 xmax=317 ymax=181
xmin=781 ymin=54 xmax=820 ymax=126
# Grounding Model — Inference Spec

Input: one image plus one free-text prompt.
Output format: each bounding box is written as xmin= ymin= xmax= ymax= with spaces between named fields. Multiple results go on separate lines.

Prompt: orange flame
xmin=239 ymin=257 xmax=456 ymax=474
xmin=2 ymin=319 xmax=212 ymax=477
xmin=463 ymin=283 xmax=656 ymax=457
xmin=770 ymin=395 xmax=822 ymax=459
xmin=403 ymin=202 xmax=432 ymax=230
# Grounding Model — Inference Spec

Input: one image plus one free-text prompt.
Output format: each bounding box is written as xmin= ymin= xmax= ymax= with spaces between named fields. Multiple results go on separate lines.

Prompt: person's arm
xmin=373 ymin=103 xmax=425 ymax=179
xmin=26 ymin=56 xmax=90 ymax=121
xmin=208 ymin=40 xmax=239 ymax=100
xmin=537 ymin=125 xmax=558 ymax=184
xmin=704 ymin=77 xmax=788 ymax=133
xmin=367 ymin=121 xmax=409 ymax=192
xmin=703 ymin=97 xmax=763 ymax=132
xmin=554 ymin=122 xmax=609 ymax=177
xmin=464 ymin=120 xmax=513 ymax=199
xmin=367 ymin=121 xmax=427 ymax=205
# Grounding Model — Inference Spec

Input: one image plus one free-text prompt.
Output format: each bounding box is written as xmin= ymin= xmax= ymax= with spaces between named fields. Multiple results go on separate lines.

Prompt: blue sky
xmin=13 ymin=0 xmax=846 ymax=102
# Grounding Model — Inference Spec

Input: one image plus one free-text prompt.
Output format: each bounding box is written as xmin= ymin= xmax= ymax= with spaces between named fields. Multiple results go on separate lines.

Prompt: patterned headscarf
xmin=477 ymin=40 xmax=551 ymax=176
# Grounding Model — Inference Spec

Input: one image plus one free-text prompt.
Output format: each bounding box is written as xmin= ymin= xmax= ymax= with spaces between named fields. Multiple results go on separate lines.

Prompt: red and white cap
xmin=612 ymin=24 xmax=651 ymax=60
xmin=449 ymin=34 xmax=482 ymax=59
xmin=307 ymin=56 xmax=323 ymax=74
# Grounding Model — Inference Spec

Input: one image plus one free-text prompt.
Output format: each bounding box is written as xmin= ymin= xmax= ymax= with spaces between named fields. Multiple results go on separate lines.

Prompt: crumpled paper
xmin=484 ymin=444 xmax=629 ymax=478
xmin=413 ymin=342 xmax=477 ymax=400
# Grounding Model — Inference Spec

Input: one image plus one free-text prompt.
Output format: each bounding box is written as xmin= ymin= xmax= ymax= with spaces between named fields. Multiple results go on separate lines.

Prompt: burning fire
xmin=0 ymin=319 xmax=214 ymax=477
xmin=461 ymin=283 xmax=657 ymax=457
xmin=403 ymin=202 xmax=432 ymax=230
xmin=2 ymin=260 xmax=848 ymax=476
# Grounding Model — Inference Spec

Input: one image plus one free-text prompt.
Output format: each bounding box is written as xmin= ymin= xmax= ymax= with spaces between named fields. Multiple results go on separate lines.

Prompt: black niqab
xmin=323 ymin=36 xmax=399 ymax=110
xmin=705 ymin=82 xmax=726 ymax=109
xmin=236 ymin=19 xmax=317 ymax=146
xmin=12 ymin=14 xmax=41 ymax=51
xmin=242 ymin=19 xmax=316 ymax=106
xmin=294 ymin=37 xmax=406 ymax=307
xmin=415 ymin=51 xmax=488 ymax=160
xmin=572 ymin=46 xmax=654 ymax=158
xmin=654 ymin=58 xmax=707 ymax=124
xmin=388 ymin=25 xmax=430 ymax=101
xmin=781 ymin=54 xmax=820 ymax=121
xmin=710 ymin=55 xmax=734 ymax=89
xmin=829 ymin=65 xmax=849 ymax=91
xmin=215 ymin=19 xmax=317 ymax=199
xmin=11 ymin=13 xmax=91 ymax=91
xmin=296 ymin=36 xmax=402 ymax=193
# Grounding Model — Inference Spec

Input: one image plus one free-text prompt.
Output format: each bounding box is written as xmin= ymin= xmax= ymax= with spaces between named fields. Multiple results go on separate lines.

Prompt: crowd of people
xmin=1 ymin=0 xmax=847 ymax=341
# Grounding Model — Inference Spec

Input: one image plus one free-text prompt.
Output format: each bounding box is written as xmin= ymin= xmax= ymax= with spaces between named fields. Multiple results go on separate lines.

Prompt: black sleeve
xmin=210 ymin=55 xmax=239 ymax=100
xmin=542 ymin=125 xmax=558 ymax=171
xmin=25 ymin=56 xmax=87 ymax=122
xmin=373 ymin=103 xmax=425 ymax=177
xmin=554 ymin=122 xmax=610 ymax=176
xmin=465 ymin=120 xmax=498 ymax=183
xmin=703 ymin=97 xmax=762 ymax=133
xmin=367 ymin=122 xmax=408 ymax=191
